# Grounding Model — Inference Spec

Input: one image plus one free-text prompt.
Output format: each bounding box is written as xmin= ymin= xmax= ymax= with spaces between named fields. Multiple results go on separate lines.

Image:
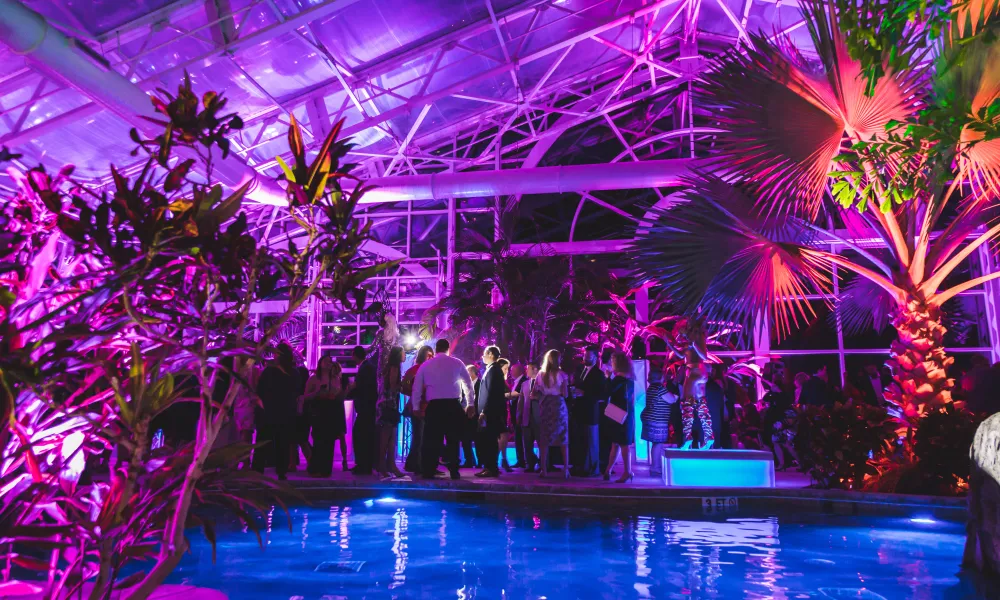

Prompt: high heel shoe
xmin=702 ymin=439 xmax=715 ymax=451
xmin=564 ymin=468 xmax=570 ymax=480
xmin=503 ymin=463 xmax=514 ymax=473
xmin=615 ymin=472 xmax=635 ymax=484
xmin=679 ymin=440 xmax=693 ymax=451
xmin=539 ymin=470 xmax=548 ymax=479
xmin=603 ymin=472 xmax=611 ymax=481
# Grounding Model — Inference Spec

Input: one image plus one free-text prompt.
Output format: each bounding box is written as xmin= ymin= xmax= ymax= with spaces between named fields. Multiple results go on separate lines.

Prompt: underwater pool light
xmin=376 ymin=496 xmax=398 ymax=504
xmin=909 ymin=517 xmax=936 ymax=524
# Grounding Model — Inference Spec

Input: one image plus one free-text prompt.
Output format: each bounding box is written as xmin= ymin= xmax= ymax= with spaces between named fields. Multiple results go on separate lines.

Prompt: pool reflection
xmin=175 ymin=499 xmax=970 ymax=600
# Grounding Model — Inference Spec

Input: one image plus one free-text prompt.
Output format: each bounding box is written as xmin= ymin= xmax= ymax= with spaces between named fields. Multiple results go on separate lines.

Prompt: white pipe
xmin=360 ymin=159 xmax=692 ymax=203
xmin=0 ymin=1 xmax=693 ymax=206
xmin=0 ymin=0 xmax=287 ymax=205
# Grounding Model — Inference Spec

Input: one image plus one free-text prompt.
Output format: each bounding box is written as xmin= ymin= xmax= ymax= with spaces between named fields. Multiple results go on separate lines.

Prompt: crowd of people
xmin=152 ymin=339 xmax=999 ymax=484
xmin=233 ymin=340 xmax=647 ymax=482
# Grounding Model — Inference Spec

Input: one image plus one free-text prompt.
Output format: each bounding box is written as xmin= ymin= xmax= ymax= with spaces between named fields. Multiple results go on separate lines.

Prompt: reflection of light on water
xmin=634 ymin=516 xmax=652 ymax=598
xmin=329 ymin=506 xmax=338 ymax=545
xmin=663 ymin=518 xmax=783 ymax=598
xmin=301 ymin=511 xmax=308 ymax=550
xmin=339 ymin=507 xmax=351 ymax=550
xmin=266 ymin=506 xmax=273 ymax=546
xmin=440 ymin=509 xmax=447 ymax=552
xmin=390 ymin=507 xmax=408 ymax=589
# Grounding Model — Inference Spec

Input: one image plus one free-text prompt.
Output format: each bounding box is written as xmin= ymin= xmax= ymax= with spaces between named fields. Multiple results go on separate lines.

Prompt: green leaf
xmin=275 ymin=156 xmax=296 ymax=184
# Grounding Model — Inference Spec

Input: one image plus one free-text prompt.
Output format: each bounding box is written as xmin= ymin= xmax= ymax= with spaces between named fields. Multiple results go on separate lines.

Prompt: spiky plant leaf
xmin=629 ymin=174 xmax=832 ymax=341
xmin=699 ymin=0 xmax=924 ymax=217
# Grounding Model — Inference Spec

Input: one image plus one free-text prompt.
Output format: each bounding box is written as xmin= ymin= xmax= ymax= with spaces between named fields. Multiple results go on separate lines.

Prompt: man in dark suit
xmin=570 ymin=346 xmax=606 ymax=477
xmin=508 ymin=364 xmax=529 ymax=469
xmin=350 ymin=345 xmax=378 ymax=475
xmin=799 ymin=364 xmax=833 ymax=409
xmin=475 ymin=345 xmax=507 ymax=477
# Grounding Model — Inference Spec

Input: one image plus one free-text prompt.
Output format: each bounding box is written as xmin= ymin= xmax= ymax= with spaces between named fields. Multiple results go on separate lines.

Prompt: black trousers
xmin=271 ymin=423 xmax=293 ymax=477
xmin=477 ymin=427 xmax=500 ymax=473
xmin=404 ymin=416 xmax=423 ymax=472
xmin=421 ymin=399 xmax=464 ymax=476
xmin=572 ymin=423 xmax=600 ymax=476
xmin=513 ymin=419 xmax=525 ymax=466
xmin=353 ymin=412 xmax=376 ymax=473
xmin=460 ymin=415 xmax=478 ymax=466
xmin=598 ymin=403 xmax=611 ymax=473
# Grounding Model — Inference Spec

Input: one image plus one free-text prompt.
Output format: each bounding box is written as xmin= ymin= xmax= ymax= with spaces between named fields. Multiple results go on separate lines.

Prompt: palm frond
xmin=943 ymin=34 xmax=1000 ymax=198
xmin=831 ymin=276 xmax=896 ymax=335
xmin=629 ymin=174 xmax=833 ymax=340
xmin=699 ymin=1 xmax=924 ymax=218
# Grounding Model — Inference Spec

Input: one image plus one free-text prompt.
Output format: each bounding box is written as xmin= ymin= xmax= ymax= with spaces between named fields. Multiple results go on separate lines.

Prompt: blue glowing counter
xmin=661 ymin=449 xmax=775 ymax=488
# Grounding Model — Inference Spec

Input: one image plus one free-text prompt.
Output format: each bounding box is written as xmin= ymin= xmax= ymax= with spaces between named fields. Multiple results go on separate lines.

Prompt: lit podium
xmin=661 ymin=449 xmax=775 ymax=488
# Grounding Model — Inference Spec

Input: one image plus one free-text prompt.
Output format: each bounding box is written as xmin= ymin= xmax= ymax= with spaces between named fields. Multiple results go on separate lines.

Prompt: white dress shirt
xmin=412 ymin=354 xmax=475 ymax=411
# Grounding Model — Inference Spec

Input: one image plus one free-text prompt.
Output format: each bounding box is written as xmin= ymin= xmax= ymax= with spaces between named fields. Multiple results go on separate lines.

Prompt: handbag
xmin=604 ymin=402 xmax=627 ymax=425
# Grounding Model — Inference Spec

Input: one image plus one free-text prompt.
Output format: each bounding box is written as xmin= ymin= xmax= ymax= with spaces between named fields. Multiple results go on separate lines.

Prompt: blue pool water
xmin=171 ymin=498 xmax=977 ymax=599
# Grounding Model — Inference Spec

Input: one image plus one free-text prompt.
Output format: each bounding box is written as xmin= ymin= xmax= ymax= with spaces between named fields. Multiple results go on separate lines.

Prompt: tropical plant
xmin=631 ymin=0 xmax=1000 ymax=425
xmin=0 ymin=75 xmax=396 ymax=599
xmin=867 ymin=402 xmax=984 ymax=495
xmin=792 ymin=401 xmax=900 ymax=490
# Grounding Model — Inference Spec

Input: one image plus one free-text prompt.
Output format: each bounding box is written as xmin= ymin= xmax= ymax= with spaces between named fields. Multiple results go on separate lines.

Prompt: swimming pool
xmin=171 ymin=498 xmax=976 ymax=599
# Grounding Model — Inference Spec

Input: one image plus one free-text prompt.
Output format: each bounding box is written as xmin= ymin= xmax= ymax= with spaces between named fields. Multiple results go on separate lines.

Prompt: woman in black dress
xmin=603 ymin=351 xmax=636 ymax=483
xmin=640 ymin=365 xmax=677 ymax=476
xmin=306 ymin=357 xmax=347 ymax=476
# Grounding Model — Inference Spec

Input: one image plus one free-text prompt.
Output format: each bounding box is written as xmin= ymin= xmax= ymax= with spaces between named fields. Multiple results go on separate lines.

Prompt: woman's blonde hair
xmin=611 ymin=351 xmax=633 ymax=378
xmin=540 ymin=349 xmax=561 ymax=385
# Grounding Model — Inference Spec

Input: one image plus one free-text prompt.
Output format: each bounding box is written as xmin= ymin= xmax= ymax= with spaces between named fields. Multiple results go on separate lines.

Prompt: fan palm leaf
xmin=943 ymin=33 xmax=1000 ymax=198
xmin=629 ymin=174 xmax=833 ymax=340
xmin=700 ymin=0 xmax=924 ymax=218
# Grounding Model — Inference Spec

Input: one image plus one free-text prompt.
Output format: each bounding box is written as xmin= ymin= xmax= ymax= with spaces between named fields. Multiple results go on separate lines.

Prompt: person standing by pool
xmin=351 ymin=345 xmax=378 ymax=476
xmin=376 ymin=346 xmax=405 ymax=479
xmin=507 ymin=364 xmax=529 ymax=469
xmin=570 ymin=346 xmax=605 ymax=477
xmin=534 ymin=349 xmax=570 ymax=479
xmin=402 ymin=345 xmax=434 ymax=473
xmin=258 ymin=343 xmax=302 ymax=481
xmin=305 ymin=357 xmax=346 ymax=477
xmin=517 ymin=363 xmax=540 ymax=472
xmin=462 ymin=364 xmax=481 ymax=468
xmin=475 ymin=346 xmax=507 ymax=478
xmin=603 ymin=352 xmax=636 ymax=483
xmin=412 ymin=339 xmax=474 ymax=479
xmin=640 ymin=365 xmax=676 ymax=477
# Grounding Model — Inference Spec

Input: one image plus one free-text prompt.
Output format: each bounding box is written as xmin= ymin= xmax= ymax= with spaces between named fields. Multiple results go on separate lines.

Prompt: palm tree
xmin=631 ymin=1 xmax=1000 ymax=422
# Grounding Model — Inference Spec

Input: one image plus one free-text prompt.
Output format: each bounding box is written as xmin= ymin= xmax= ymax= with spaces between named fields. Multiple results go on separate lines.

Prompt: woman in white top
xmin=533 ymin=349 xmax=570 ymax=479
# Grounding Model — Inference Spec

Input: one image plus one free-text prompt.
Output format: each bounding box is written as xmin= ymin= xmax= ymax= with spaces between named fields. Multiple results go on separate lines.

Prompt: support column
xmin=446 ymin=197 xmax=457 ymax=292
xmin=753 ymin=310 xmax=771 ymax=400
xmin=978 ymin=245 xmax=1000 ymax=364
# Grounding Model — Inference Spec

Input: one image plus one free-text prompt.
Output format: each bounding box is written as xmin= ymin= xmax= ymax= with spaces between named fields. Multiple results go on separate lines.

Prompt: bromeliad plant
xmin=0 ymin=76 xmax=396 ymax=599
xmin=631 ymin=0 xmax=1000 ymax=424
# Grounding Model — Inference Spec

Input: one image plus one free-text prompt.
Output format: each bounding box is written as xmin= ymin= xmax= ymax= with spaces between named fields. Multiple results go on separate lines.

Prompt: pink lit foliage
xmin=0 ymin=76 xmax=396 ymax=599
xmin=632 ymin=0 xmax=1000 ymax=426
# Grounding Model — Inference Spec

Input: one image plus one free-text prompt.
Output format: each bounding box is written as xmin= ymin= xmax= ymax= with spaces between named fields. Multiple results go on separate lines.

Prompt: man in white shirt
xmin=412 ymin=338 xmax=474 ymax=479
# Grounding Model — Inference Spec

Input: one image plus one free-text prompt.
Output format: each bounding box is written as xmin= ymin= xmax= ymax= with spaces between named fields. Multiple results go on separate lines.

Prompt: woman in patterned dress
xmin=533 ymin=349 xmax=570 ymax=479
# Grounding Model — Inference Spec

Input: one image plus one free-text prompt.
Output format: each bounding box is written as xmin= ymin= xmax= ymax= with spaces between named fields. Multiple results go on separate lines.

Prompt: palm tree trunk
xmin=885 ymin=298 xmax=955 ymax=419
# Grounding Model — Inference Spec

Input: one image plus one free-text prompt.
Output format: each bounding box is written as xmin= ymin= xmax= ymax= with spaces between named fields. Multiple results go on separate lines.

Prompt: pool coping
xmin=287 ymin=477 xmax=968 ymax=521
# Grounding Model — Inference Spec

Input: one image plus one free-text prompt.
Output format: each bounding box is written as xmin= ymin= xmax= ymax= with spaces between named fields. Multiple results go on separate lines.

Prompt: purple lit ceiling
xmin=0 ymin=0 xmax=810 ymax=245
